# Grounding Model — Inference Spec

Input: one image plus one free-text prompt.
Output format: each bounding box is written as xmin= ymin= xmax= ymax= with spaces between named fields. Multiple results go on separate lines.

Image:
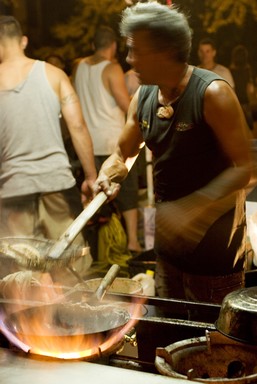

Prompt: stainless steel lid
xmin=215 ymin=287 xmax=257 ymax=344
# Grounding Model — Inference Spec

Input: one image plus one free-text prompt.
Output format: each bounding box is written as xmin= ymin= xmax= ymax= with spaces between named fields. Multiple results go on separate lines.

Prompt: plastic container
xmin=132 ymin=269 xmax=155 ymax=296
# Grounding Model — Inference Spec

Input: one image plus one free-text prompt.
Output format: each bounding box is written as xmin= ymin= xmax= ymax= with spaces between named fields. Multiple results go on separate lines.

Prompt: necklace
xmin=156 ymin=104 xmax=175 ymax=119
xmin=156 ymin=65 xmax=189 ymax=119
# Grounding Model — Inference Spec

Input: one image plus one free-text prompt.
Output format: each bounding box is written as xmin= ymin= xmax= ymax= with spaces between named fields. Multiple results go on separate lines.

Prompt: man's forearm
xmin=98 ymin=153 xmax=128 ymax=183
xmin=197 ymin=164 xmax=252 ymax=201
xmin=72 ymin=131 xmax=97 ymax=181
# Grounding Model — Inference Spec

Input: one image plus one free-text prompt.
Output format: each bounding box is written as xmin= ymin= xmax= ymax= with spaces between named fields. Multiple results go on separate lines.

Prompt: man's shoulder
xmin=105 ymin=60 xmax=122 ymax=71
xmin=213 ymin=64 xmax=234 ymax=87
xmin=215 ymin=63 xmax=232 ymax=74
xmin=138 ymin=84 xmax=157 ymax=101
xmin=194 ymin=66 xmax=226 ymax=82
xmin=44 ymin=60 xmax=66 ymax=77
xmin=103 ymin=60 xmax=124 ymax=80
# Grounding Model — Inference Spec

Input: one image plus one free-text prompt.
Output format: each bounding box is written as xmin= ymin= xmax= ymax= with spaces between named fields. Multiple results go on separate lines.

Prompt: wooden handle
xmin=94 ymin=264 xmax=120 ymax=301
xmin=47 ymin=192 xmax=108 ymax=259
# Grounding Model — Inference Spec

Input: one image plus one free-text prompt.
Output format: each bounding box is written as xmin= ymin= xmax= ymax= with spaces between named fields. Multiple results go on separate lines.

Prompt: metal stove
xmin=0 ymin=292 xmax=220 ymax=383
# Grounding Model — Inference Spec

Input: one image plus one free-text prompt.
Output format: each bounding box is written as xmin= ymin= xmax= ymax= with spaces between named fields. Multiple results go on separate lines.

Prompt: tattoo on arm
xmin=61 ymin=93 xmax=78 ymax=106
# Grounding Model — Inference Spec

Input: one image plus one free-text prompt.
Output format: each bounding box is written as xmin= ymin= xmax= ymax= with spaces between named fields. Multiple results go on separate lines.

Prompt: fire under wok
xmin=2 ymin=302 xmax=131 ymax=358
xmin=0 ymin=264 xmax=132 ymax=358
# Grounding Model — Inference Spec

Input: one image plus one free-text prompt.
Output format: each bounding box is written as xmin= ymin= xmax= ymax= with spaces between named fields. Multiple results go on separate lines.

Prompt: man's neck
xmin=159 ymin=64 xmax=190 ymax=103
xmin=0 ymin=54 xmax=34 ymax=91
xmin=200 ymin=62 xmax=217 ymax=71
xmin=92 ymin=48 xmax=113 ymax=63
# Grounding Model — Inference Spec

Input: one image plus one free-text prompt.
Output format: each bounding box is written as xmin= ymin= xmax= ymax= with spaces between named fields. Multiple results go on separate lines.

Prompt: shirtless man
xmin=197 ymin=38 xmax=235 ymax=88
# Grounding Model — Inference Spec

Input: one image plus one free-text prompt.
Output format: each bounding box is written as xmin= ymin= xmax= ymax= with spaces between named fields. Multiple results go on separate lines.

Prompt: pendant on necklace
xmin=156 ymin=105 xmax=174 ymax=119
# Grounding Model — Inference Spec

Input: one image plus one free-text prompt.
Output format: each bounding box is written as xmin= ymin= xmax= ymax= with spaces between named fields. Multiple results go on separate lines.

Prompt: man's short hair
xmin=198 ymin=38 xmax=217 ymax=50
xmin=120 ymin=2 xmax=192 ymax=62
xmin=0 ymin=15 xmax=23 ymax=40
xmin=93 ymin=26 xmax=117 ymax=50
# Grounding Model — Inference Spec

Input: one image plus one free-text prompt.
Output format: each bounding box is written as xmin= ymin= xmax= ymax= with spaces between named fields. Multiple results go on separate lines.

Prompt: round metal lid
xmin=223 ymin=287 xmax=257 ymax=311
xmin=215 ymin=287 xmax=257 ymax=344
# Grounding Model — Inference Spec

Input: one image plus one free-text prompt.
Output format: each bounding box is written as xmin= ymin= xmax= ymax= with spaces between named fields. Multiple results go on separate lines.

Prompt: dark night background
xmin=0 ymin=0 xmax=257 ymax=77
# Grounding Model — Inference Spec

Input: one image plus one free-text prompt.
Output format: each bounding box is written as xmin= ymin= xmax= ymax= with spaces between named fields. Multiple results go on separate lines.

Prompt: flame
xmin=0 ymin=271 xmax=145 ymax=360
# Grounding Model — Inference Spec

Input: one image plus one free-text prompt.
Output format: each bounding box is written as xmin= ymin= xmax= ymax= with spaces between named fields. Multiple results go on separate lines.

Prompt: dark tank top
xmin=137 ymin=67 xmax=231 ymax=202
xmin=137 ymin=68 xmax=246 ymax=275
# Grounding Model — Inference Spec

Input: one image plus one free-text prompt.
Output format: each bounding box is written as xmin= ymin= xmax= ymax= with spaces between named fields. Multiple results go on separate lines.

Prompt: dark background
xmin=1 ymin=0 xmax=257 ymax=76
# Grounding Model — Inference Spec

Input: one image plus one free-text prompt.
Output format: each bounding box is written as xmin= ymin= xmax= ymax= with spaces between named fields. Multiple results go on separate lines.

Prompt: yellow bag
xmin=97 ymin=213 xmax=132 ymax=267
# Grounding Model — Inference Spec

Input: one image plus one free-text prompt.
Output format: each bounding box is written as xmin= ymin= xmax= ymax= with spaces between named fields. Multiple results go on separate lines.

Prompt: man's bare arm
xmin=94 ymin=90 xmax=144 ymax=196
xmin=198 ymin=80 xmax=253 ymax=200
xmin=104 ymin=62 xmax=131 ymax=113
xmin=46 ymin=64 xmax=97 ymax=197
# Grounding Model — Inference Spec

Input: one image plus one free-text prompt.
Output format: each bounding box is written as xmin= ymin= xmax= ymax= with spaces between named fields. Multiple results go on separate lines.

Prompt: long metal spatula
xmin=0 ymin=191 xmax=108 ymax=272
xmin=0 ymin=152 xmax=142 ymax=271
xmin=47 ymin=191 xmax=108 ymax=260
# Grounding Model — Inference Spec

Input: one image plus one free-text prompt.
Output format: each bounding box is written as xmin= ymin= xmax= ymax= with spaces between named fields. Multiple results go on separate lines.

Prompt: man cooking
xmin=93 ymin=2 xmax=255 ymax=304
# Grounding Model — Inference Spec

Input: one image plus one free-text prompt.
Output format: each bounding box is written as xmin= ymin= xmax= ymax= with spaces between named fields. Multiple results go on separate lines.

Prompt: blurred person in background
xmin=230 ymin=44 xmax=255 ymax=131
xmin=197 ymin=37 xmax=235 ymax=89
xmin=74 ymin=26 xmax=142 ymax=255
xmin=93 ymin=2 xmax=254 ymax=304
xmin=0 ymin=16 xmax=97 ymax=281
xmin=45 ymin=53 xmax=84 ymax=188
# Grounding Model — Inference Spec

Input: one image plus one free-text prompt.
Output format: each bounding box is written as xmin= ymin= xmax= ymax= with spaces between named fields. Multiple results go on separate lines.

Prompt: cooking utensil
xmin=1 ymin=263 xmax=130 ymax=356
xmin=0 ymin=192 xmax=107 ymax=272
xmin=0 ymin=148 xmax=143 ymax=273
xmin=36 ymin=263 xmax=121 ymax=305
xmin=2 ymin=301 xmax=130 ymax=360
xmin=81 ymin=277 xmax=143 ymax=295
xmin=4 ymin=300 xmax=129 ymax=337
xmin=215 ymin=286 xmax=257 ymax=344
xmin=89 ymin=263 xmax=120 ymax=302
xmin=0 ymin=265 xmax=119 ymax=312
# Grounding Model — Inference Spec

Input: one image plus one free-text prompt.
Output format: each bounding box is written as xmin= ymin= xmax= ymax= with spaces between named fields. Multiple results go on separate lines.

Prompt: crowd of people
xmin=0 ymin=1 xmax=257 ymax=305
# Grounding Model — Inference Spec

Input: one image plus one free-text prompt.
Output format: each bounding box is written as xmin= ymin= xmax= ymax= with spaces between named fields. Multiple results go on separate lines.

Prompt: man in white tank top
xmin=0 ymin=16 xmax=97 ymax=282
xmin=74 ymin=26 xmax=142 ymax=255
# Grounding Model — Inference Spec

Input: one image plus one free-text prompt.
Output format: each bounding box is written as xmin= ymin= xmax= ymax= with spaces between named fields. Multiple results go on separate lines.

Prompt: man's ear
xmin=21 ymin=35 xmax=28 ymax=50
xmin=111 ymin=41 xmax=117 ymax=56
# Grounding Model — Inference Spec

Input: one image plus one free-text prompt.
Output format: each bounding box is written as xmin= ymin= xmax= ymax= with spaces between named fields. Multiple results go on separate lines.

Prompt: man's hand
xmin=92 ymin=153 xmax=129 ymax=200
xmin=81 ymin=179 xmax=95 ymax=204
xmin=93 ymin=173 xmax=121 ymax=201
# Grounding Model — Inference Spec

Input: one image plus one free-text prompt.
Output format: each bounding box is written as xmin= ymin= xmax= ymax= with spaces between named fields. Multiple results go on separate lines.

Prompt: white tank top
xmin=74 ymin=60 xmax=125 ymax=155
xmin=0 ymin=60 xmax=75 ymax=198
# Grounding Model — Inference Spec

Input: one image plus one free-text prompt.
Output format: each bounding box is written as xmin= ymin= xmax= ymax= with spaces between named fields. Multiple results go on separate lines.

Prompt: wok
xmin=0 ymin=192 xmax=108 ymax=272
xmin=2 ymin=302 xmax=131 ymax=358
xmin=215 ymin=286 xmax=257 ymax=344
xmin=0 ymin=263 xmax=131 ymax=357
xmin=0 ymin=236 xmax=91 ymax=275
xmin=4 ymin=302 xmax=130 ymax=336
xmin=0 ymin=151 xmax=141 ymax=274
